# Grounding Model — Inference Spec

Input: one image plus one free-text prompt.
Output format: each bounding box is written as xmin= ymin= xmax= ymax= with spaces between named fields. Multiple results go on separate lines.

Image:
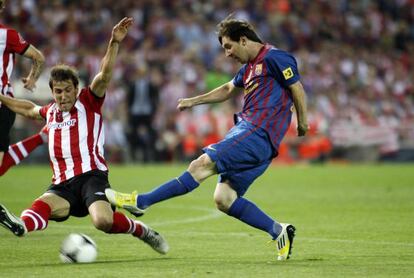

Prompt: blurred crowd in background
xmin=4 ymin=0 xmax=414 ymax=164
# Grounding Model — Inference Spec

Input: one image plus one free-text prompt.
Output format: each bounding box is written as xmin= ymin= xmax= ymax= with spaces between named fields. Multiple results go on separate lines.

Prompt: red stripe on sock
xmin=0 ymin=134 xmax=44 ymax=176
xmin=109 ymin=212 xmax=143 ymax=237
xmin=21 ymin=200 xmax=51 ymax=232
xmin=21 ymin=212 xmax=36 ymax=231
xmin=133 ymin=222 xmax=144 ymax=238
xmin=110 ymin=212 xmax=132 ymax=234
xmin=0 ymin=152 xmax=15 ymax=176
xmin=21 ymin=133 xmax=44 ymax=153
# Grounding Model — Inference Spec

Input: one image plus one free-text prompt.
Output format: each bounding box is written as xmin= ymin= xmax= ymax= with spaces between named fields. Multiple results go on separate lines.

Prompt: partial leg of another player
xmin=0 ymin=193 xmax=61 ymax=237
xmin=0 ymin=203 xmax=27 ymax=236
xmin=0 ymin=126 xmax=47 ymax=176
xmin=88 ymin=200 xmax=169 ymax=254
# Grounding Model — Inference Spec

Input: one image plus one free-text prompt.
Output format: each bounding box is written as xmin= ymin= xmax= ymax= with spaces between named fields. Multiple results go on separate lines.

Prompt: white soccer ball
xmin=59 ymin=233 xmax=98 ymax=263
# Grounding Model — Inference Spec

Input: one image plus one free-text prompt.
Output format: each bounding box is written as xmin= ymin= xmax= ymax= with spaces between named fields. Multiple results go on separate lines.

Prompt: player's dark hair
xmin=217 ymin=16 xmax=263 ymax=45
xmin=49 ymin=64 xmax=79 ymax=89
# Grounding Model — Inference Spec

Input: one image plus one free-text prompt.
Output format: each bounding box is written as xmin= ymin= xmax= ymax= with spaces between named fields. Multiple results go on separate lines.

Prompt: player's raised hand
xmin=21 ymin=77 xmax=36 ymax=92
xmin=112 ymin=17 xmax=133 ymax=43
xmin=177 ymin=98 xmax=194 ymax=111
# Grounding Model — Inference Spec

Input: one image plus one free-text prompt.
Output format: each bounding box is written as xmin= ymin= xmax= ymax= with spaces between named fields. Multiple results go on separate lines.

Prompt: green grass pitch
xmin=0 ymin=164 xmax=413 ymax=277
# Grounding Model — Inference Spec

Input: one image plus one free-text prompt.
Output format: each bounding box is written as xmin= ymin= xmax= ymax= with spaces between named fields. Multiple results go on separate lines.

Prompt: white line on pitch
xmin=15 ymin=204 xmax=414 ymax=248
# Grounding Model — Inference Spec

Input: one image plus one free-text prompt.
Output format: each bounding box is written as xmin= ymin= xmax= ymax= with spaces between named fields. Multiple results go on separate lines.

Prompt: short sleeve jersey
xmin=0 ymin=24 xmax=30 ymax=96
xmin=39 ymin=87 xmax=107 ymax=184
xmin=232 ymin=44 xmax=300 ymax=153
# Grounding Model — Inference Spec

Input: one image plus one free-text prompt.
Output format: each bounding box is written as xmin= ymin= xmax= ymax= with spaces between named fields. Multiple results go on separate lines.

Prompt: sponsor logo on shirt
xmin=48 ymin=119 xmax=77 ymax=130
xmin=282 ymin=67 xmax=294 ymax=80
xmin=244 ymin=82 xmax=258 ymax=95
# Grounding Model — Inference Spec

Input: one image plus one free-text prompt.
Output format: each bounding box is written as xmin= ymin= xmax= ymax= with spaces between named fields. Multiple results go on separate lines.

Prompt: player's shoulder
xmin=0 ymin=23 xmax=10 ymax=30
xmin=0 ymin=24 xmax=18 ymax=33
xmin=265 ymin=47 xmax=295 ymax=61
xmin=235 ymin=64 xmax=248 ymax=75
xmin=79 ymin=86 xmax=90 ymax=94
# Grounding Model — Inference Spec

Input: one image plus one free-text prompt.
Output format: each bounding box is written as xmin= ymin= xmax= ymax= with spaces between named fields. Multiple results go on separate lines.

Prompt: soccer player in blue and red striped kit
xmin=106 ymin=16 xmax=308 ymax=260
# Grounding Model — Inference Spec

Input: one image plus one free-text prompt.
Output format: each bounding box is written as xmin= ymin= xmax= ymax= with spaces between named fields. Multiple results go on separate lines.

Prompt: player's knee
xmin=92 ymin=215 xmax=113 ymax=232
xmin=214 ymin=194 xmax=232 ymax=213
xmin=187 ymin=154 xmax=215 ymax=182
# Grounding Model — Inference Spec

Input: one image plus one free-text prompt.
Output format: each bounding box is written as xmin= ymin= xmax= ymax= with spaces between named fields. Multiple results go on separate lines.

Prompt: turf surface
xmin=0 ymin=164 xmax=413 ymax=277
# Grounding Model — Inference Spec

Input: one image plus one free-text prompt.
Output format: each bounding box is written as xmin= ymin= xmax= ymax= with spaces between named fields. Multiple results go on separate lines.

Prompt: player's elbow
xmin=36 ymin=51 xmax=45 ymax=65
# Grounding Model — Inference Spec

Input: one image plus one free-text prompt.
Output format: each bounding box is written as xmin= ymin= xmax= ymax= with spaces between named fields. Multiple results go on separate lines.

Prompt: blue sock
xmin=137 ymin=171 xmax=199 ymax=209
xmin=228 ymin=197 xmax=282 ymax=239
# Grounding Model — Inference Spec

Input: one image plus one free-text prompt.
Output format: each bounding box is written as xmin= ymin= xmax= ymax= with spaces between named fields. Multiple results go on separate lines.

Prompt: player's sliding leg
xmin=89 ymin=201 xmax=169 ymax=254
xmin=105 ymin=171 xmax=200 ymax=217
xmin=20 ymin=199 xmax=51 ymax=233
xmin=108 ymin=211 xmax=169 ymax=254
xmin=0 ymin=126 xmax=47 ymax=176
xmin=0 ymin=199 xmax=52 ymax=237
xmin=0 ymin=194 xmax=67 ymax=237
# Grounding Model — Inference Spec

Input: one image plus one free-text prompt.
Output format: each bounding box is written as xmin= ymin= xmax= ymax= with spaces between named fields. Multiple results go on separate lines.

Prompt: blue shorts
xmin=203 ymin=120 xmax=273 ymax=196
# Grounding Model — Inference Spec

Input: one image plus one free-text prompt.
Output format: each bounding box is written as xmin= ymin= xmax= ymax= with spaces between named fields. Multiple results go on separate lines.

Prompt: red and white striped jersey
xmin=0 ymin=24 xmax=30 ymax=97
xmin=39 ymin=87 xmax=108 ymax=184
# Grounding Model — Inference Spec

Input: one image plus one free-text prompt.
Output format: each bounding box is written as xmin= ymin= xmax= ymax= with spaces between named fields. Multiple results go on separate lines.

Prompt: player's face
xmin=51 ymin=80 xmax=78 ymax=112
xmin=221 ymin=36 xmax=249 ymax=64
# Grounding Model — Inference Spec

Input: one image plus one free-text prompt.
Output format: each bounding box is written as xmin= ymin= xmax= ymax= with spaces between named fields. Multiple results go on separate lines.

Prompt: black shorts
xmin=46 ymin=170 xmax=114 ymax=221
xmin=0 ymin=105 xmax=16 ymax=152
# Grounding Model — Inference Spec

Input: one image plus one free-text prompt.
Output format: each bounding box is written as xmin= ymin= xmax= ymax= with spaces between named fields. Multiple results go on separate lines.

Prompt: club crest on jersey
xmin=282 ymin=67 xmax=294 ymax=80
xmin=48 ymin=119 xmax=77 ymax=130
xmin=255 ymin=64 xmax=262 ymax=75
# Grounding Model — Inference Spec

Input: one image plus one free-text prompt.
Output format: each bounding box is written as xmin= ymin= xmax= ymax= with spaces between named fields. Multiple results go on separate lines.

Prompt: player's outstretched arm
xmin=21 ymin=45 xmax=45 ymax=92
xmin=0 ymin=94 xmax=42 ymax=120
xmin=177 ymin=81 xmax=241 ymax=111
xmin=91 ymin=17 xmax=133 ymax=98
xmin=289 ymin=81 xmax=308 ymax=136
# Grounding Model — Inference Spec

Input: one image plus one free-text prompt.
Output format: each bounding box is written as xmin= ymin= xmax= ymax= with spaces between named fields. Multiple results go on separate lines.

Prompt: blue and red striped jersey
xmin=232 ymin=44 xmax=300 ymax=154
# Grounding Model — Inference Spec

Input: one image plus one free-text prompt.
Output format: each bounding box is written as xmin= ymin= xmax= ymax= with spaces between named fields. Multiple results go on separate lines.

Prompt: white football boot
xmin=275 ymin=223 xmax=296 ymax=260
xmin=135 ymin=221 xmax=169 ymax=254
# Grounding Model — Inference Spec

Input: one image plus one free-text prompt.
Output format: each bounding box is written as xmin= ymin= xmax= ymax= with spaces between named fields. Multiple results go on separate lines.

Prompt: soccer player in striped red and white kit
xmin=0 ymin=17 xmax=169 ymax=255
xmin=106 ymin=17 xmax=308 ymax=260
xmin=0 ymin=0 xmax=45 ymax=172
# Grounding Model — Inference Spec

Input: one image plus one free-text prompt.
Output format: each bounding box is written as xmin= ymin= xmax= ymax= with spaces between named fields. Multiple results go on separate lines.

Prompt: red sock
xmin=20 ymin=200 xmax=51 ymax=232
xmin=109 ymin=211 xmax=144 ymax=237
xmin=0 ymin=133 xmax=45 ymax=176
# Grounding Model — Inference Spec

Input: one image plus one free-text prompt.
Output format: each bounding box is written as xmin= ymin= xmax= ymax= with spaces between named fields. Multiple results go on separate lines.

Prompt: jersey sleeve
xmin=232 ymin=65 xmax=247 ymax=88
xmin=39 ymin=103 xmax=53 ymax=119
xmin=265 ymin=50 xmax=300 ymax=88
xmin=6 ymin=29 xmax=30 ymax=54
xmin=78 ymin=87 xmax=105 ymax=113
